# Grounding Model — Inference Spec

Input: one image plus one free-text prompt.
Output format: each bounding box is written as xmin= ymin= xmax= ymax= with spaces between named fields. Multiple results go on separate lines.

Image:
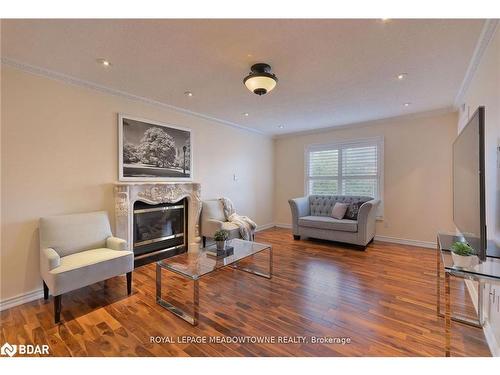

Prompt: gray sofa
xmin=288 ymin=195 xmax=380 ymax=248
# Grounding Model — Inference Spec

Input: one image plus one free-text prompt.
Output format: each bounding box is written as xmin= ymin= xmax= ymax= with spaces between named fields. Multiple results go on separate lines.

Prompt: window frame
xmin=304 ymin=136 xmax=384 ymax=218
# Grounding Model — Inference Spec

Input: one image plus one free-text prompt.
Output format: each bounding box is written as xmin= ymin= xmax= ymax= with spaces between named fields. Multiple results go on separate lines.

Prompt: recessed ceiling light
xmin=403 ymin=102 xmax=411 ymax=107
xmin=397 ymin=73 xmax=407 ymax=80
xmin=278 ymin=125 xmax=285 ymax=129
xmin=184 ymin=91 xmax=193 ymax=97
xmin=243 ymin=112 xmax=249 ymax=117
xmin=381 ymin=18 xmax=390 ymax=22
xmin=96 ymin=58 xmax=111 ymax=67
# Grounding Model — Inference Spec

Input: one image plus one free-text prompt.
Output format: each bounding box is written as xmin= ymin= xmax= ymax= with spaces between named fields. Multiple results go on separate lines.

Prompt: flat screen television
xmin=453 ymin=106 xmax=487 ymax=261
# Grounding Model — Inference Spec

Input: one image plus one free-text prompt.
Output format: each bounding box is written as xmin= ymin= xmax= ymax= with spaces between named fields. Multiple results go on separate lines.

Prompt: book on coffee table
xmin=206 ymin=246 xmax=234 ymax=258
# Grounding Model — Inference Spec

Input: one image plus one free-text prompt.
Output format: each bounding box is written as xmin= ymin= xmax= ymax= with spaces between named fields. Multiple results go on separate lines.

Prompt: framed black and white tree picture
xmin=118 ymin=114 xmax=192 ymax=181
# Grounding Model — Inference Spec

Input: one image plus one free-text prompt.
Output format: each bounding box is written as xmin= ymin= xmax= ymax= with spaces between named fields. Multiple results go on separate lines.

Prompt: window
xmin=305 ymin=137 xmax=384 ymax=215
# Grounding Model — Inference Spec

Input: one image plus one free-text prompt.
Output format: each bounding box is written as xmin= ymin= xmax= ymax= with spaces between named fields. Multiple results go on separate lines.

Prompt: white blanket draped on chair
xmin=219 ymin=197 xmax=257 ymax=241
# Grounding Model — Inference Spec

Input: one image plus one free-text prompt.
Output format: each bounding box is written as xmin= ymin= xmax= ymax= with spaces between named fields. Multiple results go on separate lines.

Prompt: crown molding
xmin=1 ymin=58 xmax=269 ymax=137
xmin=273 ymin=107 xmax=455 ymax=140
xmin=454 ymin=19 xmax=499 ymax=108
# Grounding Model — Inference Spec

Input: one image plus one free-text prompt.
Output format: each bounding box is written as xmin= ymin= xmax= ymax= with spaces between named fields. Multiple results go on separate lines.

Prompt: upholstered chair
xmin=200 ymin=199 xmax=254 ymax=247
xmin=39 ymin=211 xmax=134 ymax=323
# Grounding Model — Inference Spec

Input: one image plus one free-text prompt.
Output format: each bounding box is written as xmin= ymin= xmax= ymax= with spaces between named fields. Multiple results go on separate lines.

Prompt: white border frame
xmin=304 ymin=136 xmax=384 ymax=218
xmin=118 ymin=113 xmax=193 ymax=182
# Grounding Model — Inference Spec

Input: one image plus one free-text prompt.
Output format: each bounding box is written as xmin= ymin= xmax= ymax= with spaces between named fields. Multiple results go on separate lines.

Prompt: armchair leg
xmin=202 ymin=236 xmax=206 ymax=248
xmin=126 ymin=272 xmax=132 ymax=295
xmin=54 ymin=295 xmax=62 ymax=324
xmin=43 ymin=281 xmax=49 ymax=300
xmin=293 ymin=235 xmax=300 ymax=240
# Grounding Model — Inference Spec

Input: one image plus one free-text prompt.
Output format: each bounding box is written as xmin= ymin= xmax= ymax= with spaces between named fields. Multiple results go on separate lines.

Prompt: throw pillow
xmin=331 ymin=202 xmax=348 ymax=220
xmin=345 ymin=202 xmax=364 ymax=220
xmin=219 ymin=197 xmax=236 ymax=221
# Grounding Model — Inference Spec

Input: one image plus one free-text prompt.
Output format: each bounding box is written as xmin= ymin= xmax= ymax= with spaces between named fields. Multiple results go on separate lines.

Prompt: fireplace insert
xmin=133 ymin=199 xmax=187 ymax=267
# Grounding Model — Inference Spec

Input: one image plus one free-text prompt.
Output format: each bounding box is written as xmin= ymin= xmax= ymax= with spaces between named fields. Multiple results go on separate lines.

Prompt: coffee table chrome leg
xmin=445 ymin=271 xmax=451 ymax=357
xmin=233 ymin=265 xmax=272 ymax=279
xmin=232 ymin=247 xmax=273 ymax=279
xmin=156 ymin=263 xmax=162 ymax=301
xmin=156 ymin=266 xmax=199 ymax=326
xmin=269 ymin=247 xmax=273 ymax=278
xmin=478 ymin=280 xmax=484 ymax=326
xmin=193 ymin=279 xmax=199 ymax=325
xmin=436 ymin=240 xmax=441 ymax=317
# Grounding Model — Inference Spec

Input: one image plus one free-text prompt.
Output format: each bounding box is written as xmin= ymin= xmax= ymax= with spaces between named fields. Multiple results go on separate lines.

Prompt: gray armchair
xmin=289 ymin=195 xmax=380 ymax=248
xmin=39 ymin=211 xmax=134 ymax=323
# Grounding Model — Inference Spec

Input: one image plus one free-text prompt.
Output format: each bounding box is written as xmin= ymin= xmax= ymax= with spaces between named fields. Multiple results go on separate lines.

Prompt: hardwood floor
xmin=0 ymin=228 xmax=491 ymax=357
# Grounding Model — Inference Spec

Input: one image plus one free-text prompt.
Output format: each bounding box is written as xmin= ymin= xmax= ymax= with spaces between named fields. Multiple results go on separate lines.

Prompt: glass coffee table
xmin=156 ymin=239 xmax=273 ymax=325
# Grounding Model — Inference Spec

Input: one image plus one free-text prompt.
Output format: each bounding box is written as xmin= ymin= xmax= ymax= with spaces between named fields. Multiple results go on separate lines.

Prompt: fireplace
xmin=133 ymin=199 xmax=187 ymax=267
xmin=114 ymin=182 xmax=202 ymax=268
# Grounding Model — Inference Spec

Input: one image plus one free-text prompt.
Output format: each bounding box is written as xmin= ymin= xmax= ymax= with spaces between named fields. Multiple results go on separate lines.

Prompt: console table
xmin=436 ymin=232 xmax=500 ymax=356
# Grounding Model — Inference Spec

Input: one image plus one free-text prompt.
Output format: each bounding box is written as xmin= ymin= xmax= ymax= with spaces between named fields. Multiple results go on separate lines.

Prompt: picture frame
xmin=118 ymin=114 xmax=193 ymax=181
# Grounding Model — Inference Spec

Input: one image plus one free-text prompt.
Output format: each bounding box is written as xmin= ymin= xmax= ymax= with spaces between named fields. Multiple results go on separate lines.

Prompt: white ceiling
xmin=1 ymin=19 xmax=484 ymax=135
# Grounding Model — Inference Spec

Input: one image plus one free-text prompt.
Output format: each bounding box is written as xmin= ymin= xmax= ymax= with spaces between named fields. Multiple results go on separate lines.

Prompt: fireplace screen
xmin=133 ymin=200 xmax=185 ymax=256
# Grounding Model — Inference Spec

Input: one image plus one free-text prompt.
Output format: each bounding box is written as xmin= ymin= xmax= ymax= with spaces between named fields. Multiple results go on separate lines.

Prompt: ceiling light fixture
xmin=96 ymin=58 xmax=111 ymax=67
xmin=278 ymin=125 xmax=285 ymax=129
xmin=397 ymin=73 xmax=407 ymax=80
xmin=243 ymin=112 xmax=249 ymax=117
xmin=403 ymin=102 xmax=411 ymax=107
xmin=184 ymin=91 xmax=193 ymax=97
xmin=243 ymin=63 xmax=278 ymax=96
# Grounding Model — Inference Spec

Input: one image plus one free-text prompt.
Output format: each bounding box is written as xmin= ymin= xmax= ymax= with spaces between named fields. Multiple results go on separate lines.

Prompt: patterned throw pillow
xmin=344 ymin=202 xmax=363 ymax=220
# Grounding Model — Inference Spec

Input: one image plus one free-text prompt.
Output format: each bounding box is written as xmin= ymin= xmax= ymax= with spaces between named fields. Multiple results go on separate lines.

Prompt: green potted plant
xmin=450 ymin=241 xmax=475 ymax=268
xmin=213 ymin=229 xmax=229 ymax=251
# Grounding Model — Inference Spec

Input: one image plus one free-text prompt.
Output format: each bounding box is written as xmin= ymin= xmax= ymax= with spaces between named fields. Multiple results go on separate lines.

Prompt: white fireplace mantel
xmin=114 ymin=182 xmax=202 ymax=253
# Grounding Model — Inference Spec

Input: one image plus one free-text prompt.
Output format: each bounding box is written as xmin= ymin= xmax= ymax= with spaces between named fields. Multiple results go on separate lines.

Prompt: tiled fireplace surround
xmin=114 ymin=182 xmax=202 ymax=256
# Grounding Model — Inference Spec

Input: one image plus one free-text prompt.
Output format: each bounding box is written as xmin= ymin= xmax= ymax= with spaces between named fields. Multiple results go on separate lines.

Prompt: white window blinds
xmin=306 ymin=138 xmax=383 ymax=215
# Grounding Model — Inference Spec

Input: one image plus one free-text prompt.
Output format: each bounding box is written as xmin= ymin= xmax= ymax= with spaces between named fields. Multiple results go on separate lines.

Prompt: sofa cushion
xmin=298 ymin=216 xmax=358 ymax=232
xmin=45 ymin=248 xmax=133 ymax=295
xmin=309 ymin=195 xmax=372 ymax=217
xmin=52 ymin=248 xmax=131 ymax=274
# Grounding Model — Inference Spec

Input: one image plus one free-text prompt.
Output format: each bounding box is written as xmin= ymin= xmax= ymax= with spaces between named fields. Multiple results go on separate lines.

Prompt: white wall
xmin=457 ymin=26 xmax=500 ymax=355
xmin=0 ymin=65 xmax=274 ymax=302
xmin=274 ymin=111 xmax=458 ymax=244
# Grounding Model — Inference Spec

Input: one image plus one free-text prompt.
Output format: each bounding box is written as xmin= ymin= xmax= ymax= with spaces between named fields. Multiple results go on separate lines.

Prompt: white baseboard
xmin=275 ymin=223 xmax=292 ymax=229
xmin=0 ymin=288 xmax=44 ymax=312
xmin=255 ymin=223 xmax=275 ymax=232
xmin=465 ymin=280 xmax=500 ymax=357
xmin=374 ymin=235 xmax=436 ymax=249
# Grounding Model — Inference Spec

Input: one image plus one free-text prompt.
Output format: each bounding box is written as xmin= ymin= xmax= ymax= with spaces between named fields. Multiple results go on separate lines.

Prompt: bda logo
xmin=1 ymin=342 xmax=17 ymax=357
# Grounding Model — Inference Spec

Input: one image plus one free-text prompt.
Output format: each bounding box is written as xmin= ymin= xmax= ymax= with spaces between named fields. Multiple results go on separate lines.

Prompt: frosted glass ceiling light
xmin=243 ymin=63 xmax=278 ymax=96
